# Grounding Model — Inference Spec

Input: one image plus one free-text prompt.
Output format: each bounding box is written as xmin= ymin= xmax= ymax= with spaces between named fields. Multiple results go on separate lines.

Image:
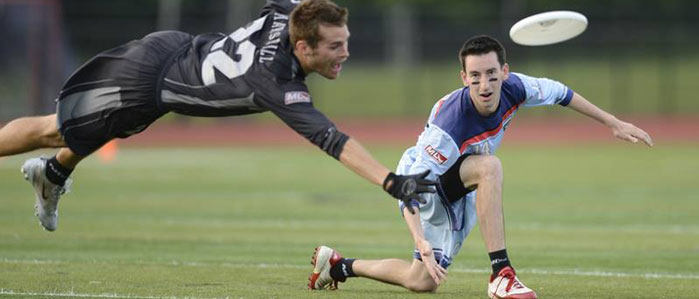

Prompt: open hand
xmin=416 ymin=238 xmax=447 ymax=285
xmin=611 ymin=120 xmax=654 ymax=147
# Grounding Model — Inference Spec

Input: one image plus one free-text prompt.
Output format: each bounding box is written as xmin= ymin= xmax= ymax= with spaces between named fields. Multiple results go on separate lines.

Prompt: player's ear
xmin=502 ymin=63 xmax=510 ymax=80
xmin=295 ymin=40 xmax=311 ymax=56
xmin=459 ymin=70 xmax=469 ymax=86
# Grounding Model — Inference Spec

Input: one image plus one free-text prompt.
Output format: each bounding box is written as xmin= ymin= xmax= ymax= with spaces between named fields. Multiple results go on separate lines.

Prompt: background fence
xmin=2 ymin=0 xmax=698 ymax=121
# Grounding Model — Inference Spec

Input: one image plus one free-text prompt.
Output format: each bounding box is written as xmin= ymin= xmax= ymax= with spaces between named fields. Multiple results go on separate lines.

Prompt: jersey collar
xmin=291 ymin=52 xmax=307 ymax=80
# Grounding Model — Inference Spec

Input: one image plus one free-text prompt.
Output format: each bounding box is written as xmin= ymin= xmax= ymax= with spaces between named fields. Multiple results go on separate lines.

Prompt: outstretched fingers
xmin=623 ymin=128 xmax=653 ymax=147
xmin=636 ymin=128 xmax=654 ymax=147
xmin=415 ymin=184 xmax=436 ymax=193
xmin=419 ymin=245 xmax=447 ymax=285
xmin=415 ymin=170 xmax=437 ymax=193
xmin=615 ymin=122 xmax=654 ymax=147
xmin=434 ymin=263 xmax=448 ymax=282
xmin=428 ymin=261 xmax=447 ymax=285
xmin=404 ymin=203 xmax=417 ymax=215
xmin=620 ymin=134 xmax=639 ymax=144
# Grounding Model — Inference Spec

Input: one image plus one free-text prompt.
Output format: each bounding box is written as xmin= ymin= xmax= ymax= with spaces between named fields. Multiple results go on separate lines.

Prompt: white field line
xmin=4 ymin=258 xmax=698 ymax=280
xmin=0 ymin=289 xmax=223 ymax=299
xmin=449 ymin=267 xmax=699 ymax=280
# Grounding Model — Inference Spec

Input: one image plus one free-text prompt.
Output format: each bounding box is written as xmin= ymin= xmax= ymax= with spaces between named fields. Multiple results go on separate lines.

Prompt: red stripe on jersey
xmin=434 ymin=100 xmax=445 ymax=117
xmin=459 ymin=102 xmax=522 ymax=153
xmin=432 ymin=93 xmax=451 ymax=118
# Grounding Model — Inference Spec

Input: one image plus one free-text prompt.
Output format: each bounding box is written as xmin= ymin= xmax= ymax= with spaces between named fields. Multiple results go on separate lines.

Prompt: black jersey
xmin=158 ymin=0 xmax=348 ymax=159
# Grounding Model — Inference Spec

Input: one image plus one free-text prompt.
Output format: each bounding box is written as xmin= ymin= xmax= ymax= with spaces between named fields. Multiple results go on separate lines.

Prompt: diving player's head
xmin=290 ymin=0 xmax=350 ymax=80
xmin=459 ymin=35 xmax=510 ymax=116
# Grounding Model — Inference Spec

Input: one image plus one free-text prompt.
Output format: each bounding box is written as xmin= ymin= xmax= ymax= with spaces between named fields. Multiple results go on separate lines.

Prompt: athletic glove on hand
xmin=383 ymin=170 xmax=437 ymax=214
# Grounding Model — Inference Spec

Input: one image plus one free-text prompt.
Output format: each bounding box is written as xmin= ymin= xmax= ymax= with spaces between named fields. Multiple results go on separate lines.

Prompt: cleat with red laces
xmin=488 ymin=266 xmax=537 ymax=299
xmin=308 ymin=246 xmax=343 ymax=290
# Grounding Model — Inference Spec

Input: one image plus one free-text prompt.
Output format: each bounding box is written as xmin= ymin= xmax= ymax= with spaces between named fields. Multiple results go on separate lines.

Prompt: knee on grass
xmin=405 ymin=278 xmax=440 ymax=293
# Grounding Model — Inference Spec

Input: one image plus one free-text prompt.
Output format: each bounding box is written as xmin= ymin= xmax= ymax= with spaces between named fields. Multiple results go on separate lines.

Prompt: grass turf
xmin=0 ymin=143 xmax=697 ymax=298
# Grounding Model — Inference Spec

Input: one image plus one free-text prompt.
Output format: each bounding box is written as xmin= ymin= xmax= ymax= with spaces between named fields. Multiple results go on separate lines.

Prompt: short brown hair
xmin=290 ymin=0 xmax=348 ymax=48
xmin=459 ymin=35 xmax=506 ymax=71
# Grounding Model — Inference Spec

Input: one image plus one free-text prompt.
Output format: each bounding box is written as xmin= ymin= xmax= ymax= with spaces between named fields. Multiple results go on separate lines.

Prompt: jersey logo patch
xmin=425 ymin=145 xmax=448 ymax=164
xmin=284 ymin=91 xmax=311 ymax=105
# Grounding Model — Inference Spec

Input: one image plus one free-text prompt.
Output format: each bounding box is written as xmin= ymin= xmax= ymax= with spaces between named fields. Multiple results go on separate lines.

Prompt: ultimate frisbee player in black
xmin=0 ymin=0 xmax=435 ymax=232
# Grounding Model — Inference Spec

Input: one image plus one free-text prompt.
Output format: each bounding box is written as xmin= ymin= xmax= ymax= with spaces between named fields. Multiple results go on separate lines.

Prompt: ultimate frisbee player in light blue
xmin=309 ymin=35 xmax=653 ymax=298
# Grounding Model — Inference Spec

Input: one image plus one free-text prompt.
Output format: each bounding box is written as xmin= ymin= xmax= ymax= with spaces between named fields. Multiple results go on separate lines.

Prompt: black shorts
xmin=56 ymin=31 xmax=192 ymax=156
xmin=437 ymin=154 xmax=475 ymax=203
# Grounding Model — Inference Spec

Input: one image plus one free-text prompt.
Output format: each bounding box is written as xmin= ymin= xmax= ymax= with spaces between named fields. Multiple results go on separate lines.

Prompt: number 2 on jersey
xmin=201 ymin=16 xmax=266 ymax=85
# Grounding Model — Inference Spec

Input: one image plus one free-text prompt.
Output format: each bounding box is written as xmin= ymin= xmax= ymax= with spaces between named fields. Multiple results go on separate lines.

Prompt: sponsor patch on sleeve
xmin=284 ymin=91 xmax=311 ymax=105
xmin=425 ymin=145 xmax=448 ymax=164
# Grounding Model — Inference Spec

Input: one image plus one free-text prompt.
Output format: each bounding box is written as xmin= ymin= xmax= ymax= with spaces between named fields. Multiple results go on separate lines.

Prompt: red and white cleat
xmin=308 ymin=245 xmax=342 ymax=290
xmin=488 ymin=266 xmax=537 ymax=299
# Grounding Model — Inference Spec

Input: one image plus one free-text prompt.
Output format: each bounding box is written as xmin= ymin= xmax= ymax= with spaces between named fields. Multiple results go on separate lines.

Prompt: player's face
xmin=460 ymin=52 xmax=509 ymax=116
xmin=306 ymin=24 xmax=350 ymax=79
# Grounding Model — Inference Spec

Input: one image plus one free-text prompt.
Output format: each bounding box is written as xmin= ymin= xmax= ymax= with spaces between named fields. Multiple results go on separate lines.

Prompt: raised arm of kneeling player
xmin=566 ymin=92 xmax=654 ymax=147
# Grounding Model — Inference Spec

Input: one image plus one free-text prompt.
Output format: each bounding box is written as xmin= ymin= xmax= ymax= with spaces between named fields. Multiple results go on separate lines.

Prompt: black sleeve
xmin=259 ymin=0 xmax=300 ymax=17
xmin=253 ymin=78 xmax=349 ymax=159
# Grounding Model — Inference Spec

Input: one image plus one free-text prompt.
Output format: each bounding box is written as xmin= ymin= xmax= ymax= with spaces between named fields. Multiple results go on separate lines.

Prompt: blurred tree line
xmin=56 ymin=0 xmax=699 ymax=61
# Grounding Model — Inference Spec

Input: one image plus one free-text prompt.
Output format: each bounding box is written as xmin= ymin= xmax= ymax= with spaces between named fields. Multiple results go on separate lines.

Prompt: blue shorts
xmin=396 ymin=147 xmax=478 ymax=269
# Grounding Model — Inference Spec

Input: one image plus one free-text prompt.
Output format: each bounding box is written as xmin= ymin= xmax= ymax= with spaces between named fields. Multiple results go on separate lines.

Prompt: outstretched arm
xmin=339 ymin=138 xmax=437 ymax=213
xmin=338 ymin=138 xmax=390 ymax=185
xmin=566 ymin=92 xmax=654 ymax=147
xmin=515 ymin=73 xmax=652 ymax=146
xmin=254 ymin=86 xmax=436 ymax=209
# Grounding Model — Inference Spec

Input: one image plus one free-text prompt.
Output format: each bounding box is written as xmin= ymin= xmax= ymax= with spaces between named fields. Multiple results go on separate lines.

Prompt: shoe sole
xmin=308 ymin=246 xmax=337 ymax=290
xmin=308 ymin=246 xmax=324 ymax=289
xmin=311 ymin=246 xmax=326 ymax=270
xmin=491 ymin=294 xmax=537 ymax=299
xmin=489 ymin=283 xmax=538 ymax=299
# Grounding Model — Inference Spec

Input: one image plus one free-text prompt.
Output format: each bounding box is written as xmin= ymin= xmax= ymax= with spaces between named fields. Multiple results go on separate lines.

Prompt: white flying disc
xmin=509 ymin=11 xmax=588 ymax=46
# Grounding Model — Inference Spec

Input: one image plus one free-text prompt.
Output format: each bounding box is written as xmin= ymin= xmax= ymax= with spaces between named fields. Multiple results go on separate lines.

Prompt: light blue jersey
xmin=396 ymin=72 xmax=574 ymax=268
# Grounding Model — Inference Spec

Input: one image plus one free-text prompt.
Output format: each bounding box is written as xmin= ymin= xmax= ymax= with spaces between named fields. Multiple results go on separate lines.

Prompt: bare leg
xmin=0 ymin=114 xmax=65 ymax=156
xmin=459 ymin=155 xmax=505 ymax=252
xmin=55 ymin=147 xmax=84 ymax=169
xmin=353 ymin=258 xmax=439 ymax=292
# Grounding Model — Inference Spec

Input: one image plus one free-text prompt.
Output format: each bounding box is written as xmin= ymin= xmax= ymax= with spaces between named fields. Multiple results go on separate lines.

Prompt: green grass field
xmin=1 ymin=143 xmax=697 ymax=298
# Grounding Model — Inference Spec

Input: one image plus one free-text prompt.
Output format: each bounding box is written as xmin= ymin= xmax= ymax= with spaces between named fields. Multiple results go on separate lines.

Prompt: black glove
xmin=383 ymin=170 xmax=437 ymax=215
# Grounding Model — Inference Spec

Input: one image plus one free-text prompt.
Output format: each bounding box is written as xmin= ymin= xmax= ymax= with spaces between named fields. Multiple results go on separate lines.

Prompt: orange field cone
xmin=97 ymin=140 xmax=119 ymax=163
